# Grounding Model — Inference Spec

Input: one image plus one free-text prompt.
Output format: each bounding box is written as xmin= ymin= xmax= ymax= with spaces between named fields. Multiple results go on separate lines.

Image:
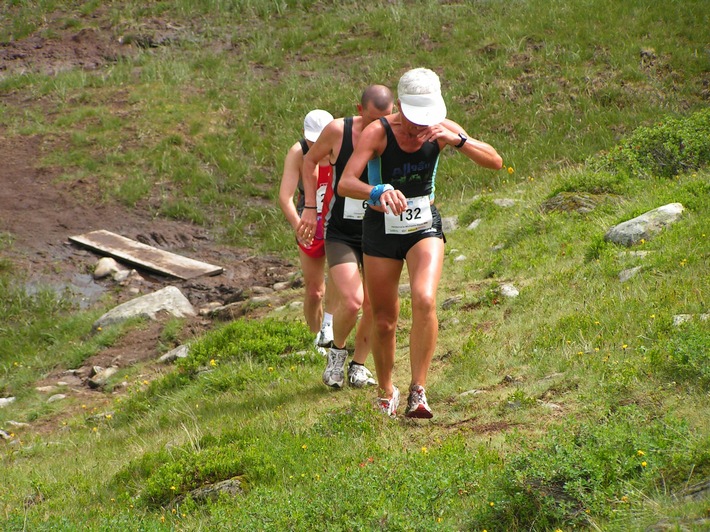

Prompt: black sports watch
xmin=455 ymin=133 xmax=467 ymax=148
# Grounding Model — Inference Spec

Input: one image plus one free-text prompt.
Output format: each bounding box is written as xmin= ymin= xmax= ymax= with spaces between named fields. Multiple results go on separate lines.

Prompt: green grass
xmin=1 ymin=0 xmax=709 ymax=530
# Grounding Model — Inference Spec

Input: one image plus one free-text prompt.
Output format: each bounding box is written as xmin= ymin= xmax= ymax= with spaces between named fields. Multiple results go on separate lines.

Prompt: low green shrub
xmin=179 ymin=317 xmax=312 ymax=374
xmin=471 ymin=406 xmax=707 ymax=529
xmin=648 ymin=321 xmax=710 ymax=389
xmin=550 ymin=170 xmax=630 ymax=196
xmin=592 ymin=108 xmax=710 ymax=179
xmin=113 ymin=439 xmax=275 ymax=508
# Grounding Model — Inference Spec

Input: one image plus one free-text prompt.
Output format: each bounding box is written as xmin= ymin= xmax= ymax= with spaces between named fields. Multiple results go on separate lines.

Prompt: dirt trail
xmin=0 ymin=17 xmax=297 ymax=432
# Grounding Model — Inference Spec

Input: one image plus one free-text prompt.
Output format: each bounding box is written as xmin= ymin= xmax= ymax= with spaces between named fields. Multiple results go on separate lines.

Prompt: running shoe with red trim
xmin=405 ymin=385 xmax=433 ymax=418
xmin=376 ymin=386 xmax=400 ymax=418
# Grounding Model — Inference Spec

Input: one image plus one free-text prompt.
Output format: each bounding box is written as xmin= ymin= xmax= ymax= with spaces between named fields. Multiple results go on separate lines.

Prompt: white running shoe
xmin=347 ymin=363 xmax=376 ymax=388
xmin=314 ymin=324 xmax=334 ymax=348
xmin=376 ymin=386 xmax=400 ymax=418
xmin=404 ymin=385 xmax=433 ymax=419
xmin=322 ymin=347 xmax=347 ymax=388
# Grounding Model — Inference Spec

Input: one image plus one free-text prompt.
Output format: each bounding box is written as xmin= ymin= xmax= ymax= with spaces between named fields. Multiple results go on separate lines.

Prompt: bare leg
xmin=351 ymin=284 xmax=371 ymax=365
xmin=328 ymin=260 xmax=363 ymax=348
xmin=298 ymin=248 xmax=326 ymax=334
xmin=405 ymin=238 xmax=444 ymax=388
xmin=323 ymin=272 xmax=338 ymax=321
xmin=363 ymin=254 xmax=404 ymax=398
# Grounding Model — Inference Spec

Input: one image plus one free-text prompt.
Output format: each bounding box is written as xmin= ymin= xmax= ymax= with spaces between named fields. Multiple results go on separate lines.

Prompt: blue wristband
xmin=368 ymin=184 xmax=394 ymax=206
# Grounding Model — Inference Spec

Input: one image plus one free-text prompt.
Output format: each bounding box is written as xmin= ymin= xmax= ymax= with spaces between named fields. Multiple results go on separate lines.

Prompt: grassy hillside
xmin=1 ymin=0 xmax=709 ymax=530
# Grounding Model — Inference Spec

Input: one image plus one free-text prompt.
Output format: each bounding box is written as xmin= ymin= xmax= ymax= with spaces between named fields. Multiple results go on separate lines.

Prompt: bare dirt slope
xmin=0 ymin=19 xmax=298 ymax=425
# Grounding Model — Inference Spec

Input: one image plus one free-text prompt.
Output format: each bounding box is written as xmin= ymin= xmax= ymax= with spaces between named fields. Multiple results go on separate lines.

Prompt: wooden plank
xmin=69 ymin=229 xmax=223 ymax=280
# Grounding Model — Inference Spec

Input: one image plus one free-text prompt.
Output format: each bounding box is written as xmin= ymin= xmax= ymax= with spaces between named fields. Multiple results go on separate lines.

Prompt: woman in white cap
xmin=338 ymin=68 xmax=503 ymax=418
xmin=278 ymin=109 xmax=337 ymax=351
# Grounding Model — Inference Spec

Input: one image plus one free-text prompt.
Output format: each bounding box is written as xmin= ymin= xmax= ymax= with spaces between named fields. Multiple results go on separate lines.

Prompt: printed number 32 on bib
xmin=384 ymin=196 xmax=432 ymax=234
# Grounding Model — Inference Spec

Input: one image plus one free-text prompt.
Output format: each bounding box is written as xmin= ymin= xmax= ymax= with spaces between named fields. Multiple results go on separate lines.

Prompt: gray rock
xmin=673 ymin=314 xmax=708 ymax=326
xmin=541 ymin=192 xmax=600 ymax=214
xmin=619 ymin=266 xmax=643 ymax=282
xmin=459 ymin=389 xmax=483 ymax=397
xmin=453 ymin=254 xmax=466 ymax=262
xmin=249 ymin=295 xmax=273 ymax=304
xmin=113 ymin=269 xmax=131 ymax=282
xmin=93 ymin=286 xmax=195 ymax=330
xmin=500 ymin=283 xmax=519 ymax=298
xmin=605 ymin=203 xmax=684 ymax=247
xmin=178 ymin=476 xmax=244 ymax=504
xmin=0 ymin=397 xmax=16 ymax=408
xmin=93 ymin=257 xmax=122 ymax=279
xmin=467 ymin=219 xmax=482 ymax=230
xmin=250 ymin=286 xmax=274 ymax=295
xmin=198 ymin=301 xmax=223 ymax=316
xmin=441 ymin=216 xmax=459 ymax=233
xmin=493 ymin=198 xmax=516 ymax=208
xmin=88 ymin=366 xmax=119 ymax=389
xmin=159 ymin=344 xmax=190 ymax=364
xmin=617 ymin=251 xmax=651 ymax=258
xmin=442 ymin=295 xmax=463 ymax=310
xmin=673 ymin=314 xmax=693 ymax=326
xmin=47 ymin=394 xmax=67 ymax=403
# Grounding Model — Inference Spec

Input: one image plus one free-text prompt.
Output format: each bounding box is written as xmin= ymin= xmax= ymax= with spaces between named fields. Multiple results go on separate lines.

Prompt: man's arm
xmin=338 ymin=119 xmax=407 ymax=216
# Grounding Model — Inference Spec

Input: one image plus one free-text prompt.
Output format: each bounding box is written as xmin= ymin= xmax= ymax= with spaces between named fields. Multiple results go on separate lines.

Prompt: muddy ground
xmin=1 ymin=18 xmax=299 ymax=428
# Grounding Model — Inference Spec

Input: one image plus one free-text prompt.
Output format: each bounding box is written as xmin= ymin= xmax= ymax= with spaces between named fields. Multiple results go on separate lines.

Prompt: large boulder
xmin=93 ymin=286 xmax=195 ymax=330
xmin=605 ymin=203 xmax=684 ymax=246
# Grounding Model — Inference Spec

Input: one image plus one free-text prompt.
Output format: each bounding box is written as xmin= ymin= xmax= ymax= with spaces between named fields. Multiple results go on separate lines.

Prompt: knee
xmin=411 ymin=291 xmax=437 ymax=316
xmin=340 ymin=293 xmax=363 ymax=316
xmin=304 ymin=282 xmax=325 ymax=302
xmin=372 ymin=317 xmax=397 ymax=337
xmin=372 ymin=313 xmax=397 ymax=338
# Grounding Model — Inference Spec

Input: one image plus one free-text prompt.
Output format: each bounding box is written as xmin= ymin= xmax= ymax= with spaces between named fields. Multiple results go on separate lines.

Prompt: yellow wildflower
xmin=209 ymin=359 xmax=217 ymax=366
xmin=637 ymin=450 xmax=645 ymax=456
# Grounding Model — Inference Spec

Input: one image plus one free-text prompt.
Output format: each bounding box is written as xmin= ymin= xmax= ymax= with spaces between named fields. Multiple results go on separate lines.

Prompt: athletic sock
xmin=322 ymin=312 xmax=333 ymax=328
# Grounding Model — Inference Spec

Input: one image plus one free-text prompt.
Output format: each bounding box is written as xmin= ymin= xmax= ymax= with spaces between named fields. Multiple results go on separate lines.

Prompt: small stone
xmin=500 ymin=284 xmax=519 ymax=298
xmin=0 ymin=397 xmax=17 ymax=408
xmin=467 ymin=219 xmax=482 ymax=230
xmin=47 ymin=394 xmax=67 ymax=403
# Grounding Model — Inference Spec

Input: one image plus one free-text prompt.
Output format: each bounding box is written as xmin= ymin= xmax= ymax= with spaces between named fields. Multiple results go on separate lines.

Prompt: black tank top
xmin=325 ymin=117 xmax=367 ymax=247
xmin=367 ymin=117 xmax=440 ymax=199
xmin=295 ymin=138 xmax=309 ymax=212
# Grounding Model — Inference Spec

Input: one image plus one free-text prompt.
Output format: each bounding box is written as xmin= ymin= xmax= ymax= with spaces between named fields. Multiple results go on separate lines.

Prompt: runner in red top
xmin=278 ymin=110 xmax=336 ymax=351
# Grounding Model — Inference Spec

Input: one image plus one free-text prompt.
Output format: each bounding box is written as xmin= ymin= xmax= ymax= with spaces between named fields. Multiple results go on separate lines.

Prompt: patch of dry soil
xmin=0 ymin=17 xmax=299 ymax=433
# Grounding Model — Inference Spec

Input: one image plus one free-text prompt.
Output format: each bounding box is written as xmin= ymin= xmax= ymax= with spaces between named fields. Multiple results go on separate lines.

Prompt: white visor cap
xmin=398 ymin=91 xmax=447 ymax=126
xmin=303 ymin=109 xmax=334 ymax=142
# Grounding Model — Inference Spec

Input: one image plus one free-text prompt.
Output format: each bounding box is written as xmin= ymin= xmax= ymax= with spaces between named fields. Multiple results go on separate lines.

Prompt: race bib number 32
xmin=384 ymin=195 xmax=432 ymax=234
